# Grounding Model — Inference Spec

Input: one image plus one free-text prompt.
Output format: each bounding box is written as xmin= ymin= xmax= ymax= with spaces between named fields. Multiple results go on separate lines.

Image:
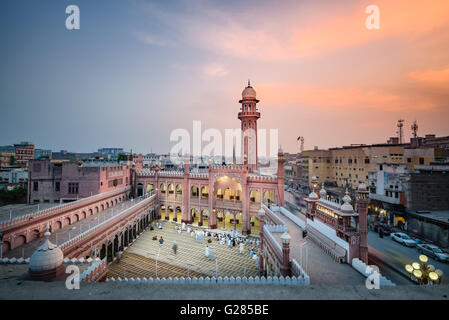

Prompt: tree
xmin=9 ymin=155 xmax=15 ymax=165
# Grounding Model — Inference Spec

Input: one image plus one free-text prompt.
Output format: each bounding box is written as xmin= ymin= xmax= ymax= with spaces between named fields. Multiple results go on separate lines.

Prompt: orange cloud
xmin=256 ymin=83 xmax=436 ymax=112
xmin=409 ymin=66 xmax=449 ymax=87
xmin=182 ymin=0 xmax=449 ymax=60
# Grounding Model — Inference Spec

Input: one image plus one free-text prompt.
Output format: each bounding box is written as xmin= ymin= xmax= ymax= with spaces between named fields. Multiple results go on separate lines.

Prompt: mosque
xmin=134 ymin=82 xmax=285 ymax=235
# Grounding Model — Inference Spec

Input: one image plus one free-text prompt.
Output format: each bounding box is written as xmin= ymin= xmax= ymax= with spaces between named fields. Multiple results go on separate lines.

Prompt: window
xmin=33 ymin=181 xmax=38 ymax=191
xmin=68 ymin=182 xmax=79 ymax=194
xmin=407 ymin=158 xmax=412 ymax=163
xmin=379 ymin=165 xmax=383 ymax=171
xmin=55 ymin=181 xmax=60 ymax=192
xmin=419 ymin=157 xmax=424 ymax=165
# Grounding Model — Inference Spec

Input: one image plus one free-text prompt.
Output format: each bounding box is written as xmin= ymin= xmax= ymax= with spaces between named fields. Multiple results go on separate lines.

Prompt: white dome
xmin=319 ymin=184 xmax=327 ymax=198
xmin=341 ymin=189 xmax=353 ymax=212
xmin=29 ymin=228 xmax=63 ymax=272
xmin=358 ymin=182 xmax=367 ymax=191
xmin=308 ymin=191 xmax=319 ymax=200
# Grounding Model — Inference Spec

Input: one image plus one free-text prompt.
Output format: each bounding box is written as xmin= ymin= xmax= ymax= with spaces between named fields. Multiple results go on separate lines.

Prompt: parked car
xmin=391 ymin=232 xmax=417 ymax=247
xmin=373 ymin=223 xmax=391 ymax=236
xmin=417 ymin=243 xmax=449 ymax=262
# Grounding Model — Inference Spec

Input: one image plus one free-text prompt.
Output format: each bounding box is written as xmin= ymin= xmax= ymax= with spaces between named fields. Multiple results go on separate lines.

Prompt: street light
xmin=405 ymin=254 xmax=443 ymax=285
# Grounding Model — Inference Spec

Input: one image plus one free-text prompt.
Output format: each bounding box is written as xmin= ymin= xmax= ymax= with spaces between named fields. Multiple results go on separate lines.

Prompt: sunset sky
xmin=1 ymin=0 xmax=448 ymax=154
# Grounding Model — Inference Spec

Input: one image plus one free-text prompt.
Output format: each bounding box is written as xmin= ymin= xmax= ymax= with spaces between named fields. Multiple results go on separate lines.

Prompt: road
xmin=368 ymin=231 xmax=448 ymax=284
xmin=4 ymin=196 xmax=148 ymax=258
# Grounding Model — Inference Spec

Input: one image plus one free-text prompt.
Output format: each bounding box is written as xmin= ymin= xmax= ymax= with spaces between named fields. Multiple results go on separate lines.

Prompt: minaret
xmin=356 ymin=183 xmax=369 ymax=264
xmin=277 ymin=146 xmax=285 ymax=206
xmin=238 ymin=80 xmax=260 ymax=172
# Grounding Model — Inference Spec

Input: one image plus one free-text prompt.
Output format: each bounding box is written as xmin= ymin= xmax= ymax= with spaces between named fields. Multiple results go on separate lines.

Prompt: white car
xmin=391 ymin=232 xmax=417 ymax=247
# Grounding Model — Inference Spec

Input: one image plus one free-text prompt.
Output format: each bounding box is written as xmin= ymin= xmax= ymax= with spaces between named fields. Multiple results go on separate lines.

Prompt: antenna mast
xmin=396 ymin=120 xmax=404 ymax=144
xmin=411 ymin=120 xmax=418 ymax=138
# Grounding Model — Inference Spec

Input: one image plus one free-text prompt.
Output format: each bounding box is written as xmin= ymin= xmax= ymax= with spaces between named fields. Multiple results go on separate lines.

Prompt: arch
xmin=214 ymin=176 xmax=242 ymax=200
xmin=64 ymin=217 xmax=71 ymax=227
xmin=1 ymin=241 xmax=11 ymax=253
xmin=137 ymin=183 xmax=144 ymax=197
xmin=235 ymin=189 xmax=242 ymax=201
xmin=74 ymin=214 xmax=80 ymax=222
xmin=160 ymin=183 xmax=166 ymax=194
xmin=191 ymin=208 xmax=199 ymax=225
xmin=101 ymin=204 xmax=104 ymax=211
xmin=110 ymin=200 xmax=114 ymax=207
xmin=106 ymin=202 xmax=109 ymax=209
xmin=250 ymin=190 xmax=261 ymax=203
xmin=16 ymin=235 xmax=26 ymax=247
xmin=176 ymin=184 xmax=182 ymax=196
xmin=201 ymin=186 xmax=209 ymax=199
xmin=191 ymin=185 xmax=199 ymax=197
xmin=263 ymin=190 xmax=276 ymax=204
xmin=83 ymin=211 xmax=87 ymax=219
xmin=115 ymin=198 xmax=118 ymax=205
xmin=176 ymin=206 xmax=182 ymax=222
xmin=224 ymin=188 xmax=234 ymax=201
xmin=146 ymin=183 xmax=154 ymax=194
xmin=200 ymin=209 xmax=209 ymax=227
xmin=53 ymin=221 xmax=62 ymax=231
xmin=31 ymin=229 xmax=40 ymax=241
xmin=168 ymin=184 xmax=174 ymax=195
xmin=160 ymin=205 xmax=166 ymax=220
xmin=168 ymin=206 xmax=174 ymax=221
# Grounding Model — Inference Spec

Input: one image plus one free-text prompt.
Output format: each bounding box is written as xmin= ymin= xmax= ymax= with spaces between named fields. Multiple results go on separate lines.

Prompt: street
xmin=368 ymin=231 xmax=448 ymax=284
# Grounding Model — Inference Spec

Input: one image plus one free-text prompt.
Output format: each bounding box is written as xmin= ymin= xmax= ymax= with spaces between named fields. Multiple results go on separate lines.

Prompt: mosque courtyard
xmin=107 ymin=220 xmax=260 ymax=280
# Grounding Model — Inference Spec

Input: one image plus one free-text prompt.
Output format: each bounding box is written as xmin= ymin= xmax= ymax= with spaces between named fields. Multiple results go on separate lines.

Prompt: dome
xmin=29 ymin=226 xmax=63 ymax=272
xmin=308 ymin=191 xmax=319 ymax=200
xmin=319 ymin=184 xmax=327 ymax=198
xmin=357 ymin=182 xmax=368 ymax=191
xmin=341 ymin=189 xmax=354 ymax=212
xmin=241 ymin=80 xmax=257 ymax=100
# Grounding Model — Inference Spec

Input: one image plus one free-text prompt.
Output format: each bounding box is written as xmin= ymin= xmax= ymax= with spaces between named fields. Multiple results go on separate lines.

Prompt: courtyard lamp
xmin=405 ymin=254 xmax=442 ymax=285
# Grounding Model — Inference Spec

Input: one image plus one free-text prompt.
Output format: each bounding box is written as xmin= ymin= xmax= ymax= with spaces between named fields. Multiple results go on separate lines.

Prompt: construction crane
xmin=396 ymin=120 xmax=405 ymax=144
xmin=411 ymin=120 xmax=418 ymax=138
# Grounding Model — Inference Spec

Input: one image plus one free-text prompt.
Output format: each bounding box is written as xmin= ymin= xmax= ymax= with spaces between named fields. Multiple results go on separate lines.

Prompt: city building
xmin=300 ymin=139 xmax=442 ymax=191
xmin=0 ymin=152 xmax=16 ymax=168
xmin=34 ymin=149 xmax=52 ymax=160
xmin=97 ymin=148 xmax=125 ymax=160
xmin=28 ymin=159 xmax=131 ymax=204
xmin=14 ymin=142 xmax=34 ymax=167
xmin=0 ymin=168 xmax=28 ymax=189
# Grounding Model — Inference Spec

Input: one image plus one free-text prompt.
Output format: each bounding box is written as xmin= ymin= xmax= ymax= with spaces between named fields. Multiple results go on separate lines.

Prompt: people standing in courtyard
xmin=205 ymin=245 xmax=210 ymax=258
xmin=249 ymin=248 xmax=254 ymax=258
xmin=159 ymin=236 xmax=164 ymax=246
xmin=172 ymin=241 xmax=178 ymax=255
xmin=239 ymin=242 xmax=244 ymax=254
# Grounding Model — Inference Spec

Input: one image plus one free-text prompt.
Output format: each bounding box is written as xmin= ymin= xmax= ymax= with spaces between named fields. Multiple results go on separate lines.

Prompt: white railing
xmin=278 ymin=207 xmax=306 ymax=229
xmin=291 ymin=259 xmax=310 ymax=285
xmin=263 ymin=225 xmax=282 ymax=258
xmin=106 ymin=275 xmax=308 ymax=286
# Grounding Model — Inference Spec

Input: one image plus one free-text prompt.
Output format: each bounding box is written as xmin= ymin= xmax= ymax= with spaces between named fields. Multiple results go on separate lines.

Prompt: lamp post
xmin=405 ymin=254 xmax=443 ymax=285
